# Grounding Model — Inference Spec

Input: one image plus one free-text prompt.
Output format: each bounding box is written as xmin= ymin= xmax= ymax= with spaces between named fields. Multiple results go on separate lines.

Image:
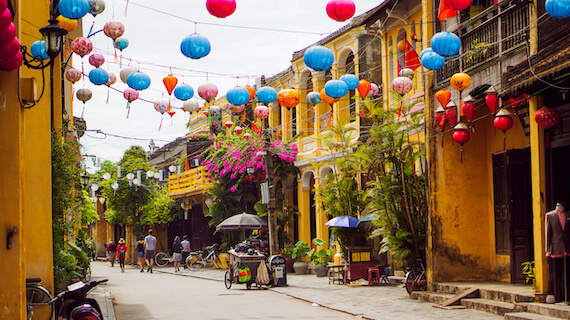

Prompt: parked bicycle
xmin=154 ymin=251 xmax=174 ymax=267
xmin=187 ymin=243 xmax=222 ymax=271
xmin=404 ymin=258 xmax=427 ymax=294
xmin=26 ymin=278 xmax=53 ymax=320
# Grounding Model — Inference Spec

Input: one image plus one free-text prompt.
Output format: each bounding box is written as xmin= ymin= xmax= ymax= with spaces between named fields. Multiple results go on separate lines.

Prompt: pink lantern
xmin=206 ymin=0 xmax=236 ymax=18
xmin=103 ymin=21 xmax=125 ymax=40
xmin=233 ymin=126 xmax=243 ymax=134
xmin=88 ymin=53 xmax=105 ymax=68
xmin=65 ymin=68 xmax=82 ymax=83
xmin=198 ymin=82 xmax=218 ymax=102
xmin=71 ymin=37 xmax=93 ymax=57
xmin=183 ymin=99 xmax=200 ymax=113
xmin=154 ymin=99 xmax=169 ymax=114
xmin=392 ymin=77 xmax=413 ymax=96
xmin=105 ymin=72 xmax=116 ymax=87
xmin=254 ymin=105 xmax=269 ymax=119
xmin=326 ymin=0 xmax=356 ymax=22
xmin=228 ymin=104 xmax=244 ymax=113
xmin=224 ymin=120 xmax=234 ymax=128
xmin=368 ymin=83 xmax=379 ymax=97
xmin=243 ymin=132 xmax=252 ymax=139
xmin=123 ymin=88 xmax=139 ymax=118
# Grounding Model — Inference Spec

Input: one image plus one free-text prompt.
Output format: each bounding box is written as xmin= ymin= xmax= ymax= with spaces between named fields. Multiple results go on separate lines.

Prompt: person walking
xmin=172 ymin=236 xmax=183 ymax=272
xmin=105 ymin=241 xmax=117 ymax=267
xmin=117 ymin=238 xmax=128 ymax=273
xmin=181 ymin=235 xmax=191 ymax=269
xmin=144 ymin=229 xmax=157 ymax=273
xmin=135 ymin=236 xmax=146 ymax=272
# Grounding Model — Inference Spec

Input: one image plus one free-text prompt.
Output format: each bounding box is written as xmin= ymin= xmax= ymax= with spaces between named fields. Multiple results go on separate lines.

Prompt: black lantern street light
xmin=81 ymin=170 xmax=90 ymax=187
xmin=40 ymin=20 xmax=68 ymax=59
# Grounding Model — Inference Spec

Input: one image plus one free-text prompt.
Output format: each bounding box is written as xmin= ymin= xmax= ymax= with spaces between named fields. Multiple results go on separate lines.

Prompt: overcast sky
xmin=75 ymin=0 xmax=383 ymax=170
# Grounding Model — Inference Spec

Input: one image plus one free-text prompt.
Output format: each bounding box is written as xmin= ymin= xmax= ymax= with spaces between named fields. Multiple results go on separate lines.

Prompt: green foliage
xmin=310 ymin=238 xmax=331 ymax=266
xmin=76 ymin=229 xmax=95 ymax=260
xmin=80 ymin=189 xmax=99 ymax=227
xmin=280 ymin=246 xmax=294 ymax=258
xmin=522 ymin=260 xmax=535 ymax=288
xmin=140 ymin=186 xmax=179 ymax=225
xmin=291 ymin=240 xmax=310 ymax=260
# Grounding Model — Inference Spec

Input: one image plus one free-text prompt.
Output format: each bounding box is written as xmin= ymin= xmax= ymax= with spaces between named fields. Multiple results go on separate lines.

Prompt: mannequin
xmin=545 ymin=202 xmax=570 ymax=303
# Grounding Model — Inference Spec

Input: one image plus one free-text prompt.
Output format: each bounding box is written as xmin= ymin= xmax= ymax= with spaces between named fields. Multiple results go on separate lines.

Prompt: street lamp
xmin=21 ymin=20 xmax=67 ymax=69
xmin=81 ymin=170 xmax=90 ymax=187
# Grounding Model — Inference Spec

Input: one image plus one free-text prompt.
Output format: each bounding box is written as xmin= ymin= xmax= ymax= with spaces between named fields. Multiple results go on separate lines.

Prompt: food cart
xmin=224 ymin=249 xmax=267 ymax=290
xmin=344 ymin=246 xmax=374 ymax=283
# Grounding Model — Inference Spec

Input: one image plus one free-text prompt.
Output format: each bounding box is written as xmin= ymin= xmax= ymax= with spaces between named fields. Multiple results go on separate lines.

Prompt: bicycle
xmin=26 ymin=278 xmax=53 ymax=320
xmin=404 ymin=258 xmax=427 ymax=294
xmin=154 ymin=251 xmax=174 ymax=267
xmin=188 ymin=244 xmax=222 ymax=271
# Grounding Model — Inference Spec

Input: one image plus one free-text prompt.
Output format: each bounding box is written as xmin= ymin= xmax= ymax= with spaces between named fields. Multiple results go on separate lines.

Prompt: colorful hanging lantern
xmin=209 ymin=105 xmax=223 ymax=134
xmin=304 ymin=45 xmax=334 ymax=71
xmin=233 ymin=126 xmax=243 ymax=134
xmin=88 ymin=53 xmax=105 ymax=68
xmin=103 ymin=21 xmax=125 ymax=40
xmin=167 ymin=105 xmax=176 ymax=117
xmin=198 ymin=82 xmax=218 ymax=102
xmin=256 ymin=86 xmax=277 ymax=105
xmin=450 ymin=72 xmax=471 ymax=92
xmin=163 ymin=75 xmax=178 ymax=95
xmin=227 ymin=86 xmax=250 ymax=106
xmin=306 ymin=91 xmax=321 ymax=106
xmin=399 ymin=68 xmax=415 ymax=80
xmin=127 ymin=71 xmax=151 ymax=90
xmin=31 ymin=40 xmax=49 ymax=60
xmin=243 ymin=132 xmax=252 ymax=139
xmin=56 ymin=15 xmax=77 ymax=32
xmin=119 ymin=67 xmax=137 ymax=83
xmin=88 ymin=0 xmax=105 ymax=17
xmin=182 ymin=99 xmax=200 ymax=113
xmin=320 ymin=88 xmax=339 ymax=105
xmin=58 ymin=0 xmax=89 ymax=19
xmin=461 ymin=95 xmax=476 ymax=123
xmin=445 ymin=100 xmax=458 ymax=127
xmin=326 ymin=0 xmax=356 ymax=22
xmin=277 ymin=88 xmax=301 ymax=108
xmin=229 ymin=104 xmax=244 ymax=113
xmin=123 ymin=88 xmax=139 ymax=117
xmin=71 ymin=37 xmax=93 ymax=57
xmin=508 ymin=93 xmax=529 ymax=108
xmin=206 ymin=0 xmax=236 ymax=18
xmin=546 ymin=0 xmax=570 ymax=19
xmin=254 ymin=105 xmax=270 ymax=119
xmin=421 ymin=50 xmax=445 ymax=70
xmin=340 ymin=73 xmax=359 ymax=90
xmin=430 ymin=31 xmax=461 ymax=57
xmin=76 ymin=88 xmax=92 ymax=103
xmin=324 ymin=80 xmax=348 ymax=99
xmin=452 ymin=122 xmax=471 ymax=163
xmin=113 ymin=37 xmax=128 ymax=51
xmin=494 ymin=108 xmax=514 ymax=152
xmin=245 ymin=85 xmax=256 ymax=103
xmin=88 ymin=68 xmax=109 ymax=85
xmin=105 ymin=72 xmax=116 ymax=87
xmin=174 ymin=84 xmax=194 ymax=101
xmin=485 ymin=86 xmax=499 ymax=114
xmin=65 ymin=68 xmax=82 ymax=83
xmin=435 ymin=106 xmax=446 ymax=132
xmin=357 ymin=79 xmax=371 ymax=98
xmin=420 ymin=47 xmax=434 ymax=60
xmin=180 ymin=34 xmax=211 ymax=59
xmin=535 ymin=106 xmax=560 ymax=129
xmin=154 ymin=99 xmax=169 ymax=114
xmin=443 ymin=0 xmax=473 ymax=11
xmin=392 ymin=77 xmax=413 ymax=96
xmin=397 ymin=39 xmax=407 ymax=53
xmin=203 ymin=109 xmax=209 ymax=117
xmin=368 ymin=83 xmax=379 ymax=97
xmin=224 ymin=120 xmax=234 ymax=128
xmin=435 ymin=89 xmax=451 ymax=107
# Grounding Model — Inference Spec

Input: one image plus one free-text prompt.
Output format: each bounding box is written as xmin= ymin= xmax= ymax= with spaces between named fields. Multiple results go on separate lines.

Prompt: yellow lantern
xmin=450 ymin=73 xmax=471 ymax=91
xmin=397 ymin=39 xmax=407 ymax=53
xmin=57 ymin=15 xmax=77 ymax=32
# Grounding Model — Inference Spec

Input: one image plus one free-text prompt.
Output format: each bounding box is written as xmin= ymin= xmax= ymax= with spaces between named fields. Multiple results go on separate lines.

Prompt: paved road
xmin=91 ymin=261 xmax=358 ymax=320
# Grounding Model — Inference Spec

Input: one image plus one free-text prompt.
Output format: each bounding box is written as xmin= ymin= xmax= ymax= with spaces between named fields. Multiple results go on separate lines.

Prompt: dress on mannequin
xmin=545 ymin=202 xmax=570 ymax=303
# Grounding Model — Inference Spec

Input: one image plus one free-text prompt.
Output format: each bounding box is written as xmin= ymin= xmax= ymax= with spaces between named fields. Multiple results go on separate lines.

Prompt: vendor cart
xmin=224 ymin=249 xmax=268 ymax=290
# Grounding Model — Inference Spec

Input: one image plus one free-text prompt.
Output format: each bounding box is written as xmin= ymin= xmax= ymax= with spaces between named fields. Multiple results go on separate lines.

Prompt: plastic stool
xmin=380 ymin=267 xmax=391 ymax=284
xmin=368 ymin=268 xmax=380 ymax=286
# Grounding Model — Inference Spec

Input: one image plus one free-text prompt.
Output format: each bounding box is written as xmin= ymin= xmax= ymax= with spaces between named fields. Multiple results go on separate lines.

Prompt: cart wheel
xmin=246 ymin=282 xmax=252 ymax=290
xmin=224 ymin=271 xmax=232 ymax=289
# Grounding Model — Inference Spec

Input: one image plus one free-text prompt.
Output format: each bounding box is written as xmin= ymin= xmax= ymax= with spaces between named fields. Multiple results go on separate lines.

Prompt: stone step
xmin=462 ymin=298 xmax=518 ymax=316
xmin=522 ymin=302 xmax=570 ymax=319
xmin=433 ymin=282 xmax=473 ymax=295
xmin=504 ymin=312 xmax=565 ymax=320
xmin=411 ymin=291 xmax=456 ymax=305
xmin=480 ymin=288 xmax=534 ymax=303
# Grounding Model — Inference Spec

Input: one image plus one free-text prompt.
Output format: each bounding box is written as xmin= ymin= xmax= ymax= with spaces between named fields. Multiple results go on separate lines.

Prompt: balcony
xmin=168 ymin=166 xmax=213 ymax=198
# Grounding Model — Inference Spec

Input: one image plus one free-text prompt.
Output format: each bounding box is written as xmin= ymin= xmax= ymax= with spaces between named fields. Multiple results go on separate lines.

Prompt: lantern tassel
xmin=106 ymin=90 xmax=110 ymax=104
xmin=241 ymin=110 xmax=246 ymax=122
xmin=126 ymin=102 xmax=131 ymax=119
xmin=397 ymin=101 xmax=403 ymax=117
xmin=439 ymin=114 xmax=446 ymax=127
xmin=81 ymin=104 xmax=85 ymax=118
xmin=159 ymin=117 xmax=163 ymax=131
xmin=546 ymin=131 xmax=550 ymax=148
xmin=114 ymin=49 xmax=118 ymax=63
xmin=514 ymin=112 xmax=518 ymax=130
xmin=368 ymin=100 xmax=372 ymax=116
xmin=460 ymin=146 xmax=464 ymax=164
xmin=459 ymin=92 xmax=464 ymax=117
xmin=503 ymin=133 xmax=506 ymax=153
xmin=327 ymin=110 xmax=332 ymax=128
xmin=441 ymin=133 xmax=444 ymax=148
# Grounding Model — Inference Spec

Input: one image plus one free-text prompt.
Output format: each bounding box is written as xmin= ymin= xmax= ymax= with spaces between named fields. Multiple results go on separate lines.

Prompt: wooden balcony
xmin=168 ymin=166 xmax=213 ymax=199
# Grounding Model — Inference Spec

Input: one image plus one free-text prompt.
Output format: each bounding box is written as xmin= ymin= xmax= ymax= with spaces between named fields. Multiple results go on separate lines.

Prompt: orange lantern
xmin=163 ymin=75 xmax=178 ymax=96
xmin=357 ymin=79 xmax=371 ymax=99
xmin=450 ymin=73 xmax=471 ymax=92
xmin=277 ymin=89 xmax=300 ymax=109
xmin=435 ymin=89 xmax=451 ymax=108
xmin=397 ymin=39 xmax=407 ymax=53
xmin=320 ymin=88 xmax=339 ymax=105
xmin=245 ymin=85 xmax=256 ymax=103
xmin=57 ymin=15 xmax=77 ymax=32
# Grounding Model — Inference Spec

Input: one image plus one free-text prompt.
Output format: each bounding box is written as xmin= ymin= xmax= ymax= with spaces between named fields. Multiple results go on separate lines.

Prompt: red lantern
xmin=445 ymin=101 xmax=458 ymax=127
xmin=485 ymin=85 xmax=499 ymax=114
xmin=452 ymin=122 xmax=471 ymax=163
xmin=233 ymin=126 xmax=243 ymax=134
xmin=435 ymin=106 xmax=446 ymax=132
xmin=224 ymin=120 xmax=234 ymax=128
xmin=461 ymin=95 xmax=475 ymax=123
xmin=443 ymin=0 xmax=473 ymax=11
xmin=326 ymin=0 xmax=356 ymax=22
xmin=206 ymin=0 xmax=236 ymax=18
xmin=508 ymin=93 xmax=529 ymax=108
xmin=494 ymin=109 xmax=514 ymax=152
xmin=535 ymin=106 xmax=560 ymax=129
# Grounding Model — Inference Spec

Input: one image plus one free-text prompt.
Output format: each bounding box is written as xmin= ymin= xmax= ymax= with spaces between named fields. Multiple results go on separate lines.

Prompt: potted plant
xmin=291 ymin=240 xmax=310 ymax=275
xmin=310 ymin=238 xmax=331 ymax=277
xmin=280 ymin=246 xmax=295 ymax=273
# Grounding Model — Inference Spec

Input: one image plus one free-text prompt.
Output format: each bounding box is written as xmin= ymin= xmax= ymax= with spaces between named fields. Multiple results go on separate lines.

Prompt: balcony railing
xmin=168 ymin=166 xmax=213 ymax=198
xmin=435 ymin=1 xmax=530 ymax=88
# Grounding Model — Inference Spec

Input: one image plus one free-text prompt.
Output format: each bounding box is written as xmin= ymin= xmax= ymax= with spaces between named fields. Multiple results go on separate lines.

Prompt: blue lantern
xmin=430 ymin=31 xmax=461 ymax=57
xmin=180 ymin=34 xmax=211 ymax=59
xmin=304 ymin=45 xmax=334 ymax=71
xmin=421 ymin=51 xmax=445 ymax=70
xmin=546 ymin=0 xmax=570 ymax=18
xmin=420 ymin=47 xmax=434 ymax=60
xmin=306 ymin=92 xmax=321 ymax=106
xmin=226 ymin=86 xmax=250 ymax=106
xmin=31 ymin=40 xmax=49 ymax=60
xmin=256 ymin=86 xmax=277 ymax=105
xmin=340 ymin=74 xmax=359 ymax=90
xmin=114 ymin=37 xmax=128 ymax=51
xmin=174 ymin=84 xmax=194 ymax=101
xmin=89 ymin=68 xmax=109 ymax=85
xmin=324 ymin=80 xmax=348 ymax=99
xmin=58 ymin=0 xmax=90 ymax=19
xmin=127 ymin=71 xmax=151 ymax=90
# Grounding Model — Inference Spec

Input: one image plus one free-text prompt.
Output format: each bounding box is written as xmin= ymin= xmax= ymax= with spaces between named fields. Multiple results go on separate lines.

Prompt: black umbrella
xmin=215 ymin=212 xmax=267 ymax=231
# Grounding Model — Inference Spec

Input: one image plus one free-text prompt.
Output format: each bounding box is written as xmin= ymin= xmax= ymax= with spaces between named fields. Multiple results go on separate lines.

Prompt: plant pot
xmin=285 ymin=257 xmax=295 ymax=274
xmin=314 ymin=264 xmax=329 ymax=277
xmin=293 ymin=261 xmax=309 ymax=275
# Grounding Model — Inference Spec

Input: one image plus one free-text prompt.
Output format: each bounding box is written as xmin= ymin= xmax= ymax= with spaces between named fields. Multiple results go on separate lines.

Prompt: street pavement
xmin=91 ymin=261 xmax=502 ymax=320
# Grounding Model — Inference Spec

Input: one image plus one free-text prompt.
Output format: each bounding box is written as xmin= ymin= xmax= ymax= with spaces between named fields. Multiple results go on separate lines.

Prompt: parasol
xmin=216 ymin=212 xmax=267 ymax=231
xmin=324 ymin=216 xmax=359 ymax=228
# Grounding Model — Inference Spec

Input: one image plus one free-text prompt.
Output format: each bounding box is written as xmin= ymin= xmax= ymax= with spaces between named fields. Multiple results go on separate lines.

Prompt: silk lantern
xmin=120 ymin=67 xmax=137 ymax=83
xmin=443 ymin=0 xmax=473 ymax=11
xmin=224 ymin=120 xmax=234 ymax=129
xmin=163 ymin=75 xmax=178 ymax=95
xmin=340 ymin=74 xmax=359 ymax=90
xmin=58 ymin=0 xmax=89 ymax=19
xmin=324 ymin=80 xmax=348 ymax=99
xmin=461 ymin=95 xmax=475 ymax=123
xmin=88 ymin=53 xmax=104 ymax=67
xmin=245 ymin=85 xmax=256 ymax=103
xmin=182 ymin=99 xmax=199 ymax=113
xmin=174 ymin=84 xmax=194 ymax=101
xmin=357 ymin=79 xmax=371 ymax=98
xmin=304 ymin=45 xmax=334 ymax=71
xmin=206 ymin=0 xmax=236 ymax=18
xmin=114 ymin=37 xmax=128 ymax=51
xmin=154 ymin=99 xmax=169 ymax=130
xmin=320 ymin=88 xmax=339 ymax=105
xmin=445 ymin=100 xmax=458 ymax=127
xmin=485 ymin=86 xmax=499 ymax=114
xmin=450 ymin=73 xmax=471 ymax=92
xmin=436 ymin=89 xmax=451 ymax=107
xmin=0 ymin=22 xmax=15 ymax=45
xmin=106 ymin=72 xmax=116 ymax=86
xmin=0 ymin=37 xmax=19 ymax=60
xmin=420 ymin=47 xmax=434 ymax=60
xmin=306 ymin=92 xmax=321 ymax=106
xmin=277 ymin=88 xmax=300 ymax=108
xmin=430 ymin=31 xmax=461 ymax=57
xmin=368 ymin=83 xmax=379 ymax=97
xmin=181 ymin=34 xmax=211 ymax=59
xmin=256 ymin=86 xmax=277 ymax=105
xmin=71 ymin=37 xmax=93 ymax=57
xmin=0 ymin=8 xmax=11 ymax=30
xmin=89 ymin=0 xmax=105 ymax=17
xmin=0 ymin=50 xmax=22 ymax=71
xmin=435 ymin=106 xmax=446 ymax=133
xmin=76 ymin=87 xmax=92 ymax=118
xmin=57 ymin=15 xmax=77 ymax=32
xmin=254 ymin=105 xmax=269 ymax=119
xmin=198 ymin=82 xmax=218 ymax=102
xmin=494 ymin=108 xmax=514 ymax=152
xmin=421 ymin=51 xmax=445 ymax=70
xmin=535 ymin=106 xmax=560 ymax=148
xmin=123 ymin=88 xmax=139 ymax=118
xmin=326 ymin=0 xmax=356 ymax=22
xmin=243 ymin=132 xmax=252 ymax=139
xmin=31 ymin=40 xmax=49 ymax=60
xmin=233 ymin=126 xmax=243 ymax=134
xmin=452 ymin=122 xmax=471 ymax=163
xmin=209 ymin=105 xmax=222 ymax=134
xmin=392 ymin=77 xmax=413 ymax=96
xmin=103 ymin=21 xmax=125 ymax=40
xmin=546 ymin=0 xmax=570 ymax=19
xmin=65 ymin=68 xmax=82 ymax=83
xmin=400 ymin=68 xmax=415 ymax=80
xmin=127 ymin=71 xmax=151 ymax=90
xmin=88 ymin=68 xmax=109 ymax=85
xmin=227 ymin=86 xmax=250 ymax=106
xmin=229 ymin=104 xmax=244 ymax=113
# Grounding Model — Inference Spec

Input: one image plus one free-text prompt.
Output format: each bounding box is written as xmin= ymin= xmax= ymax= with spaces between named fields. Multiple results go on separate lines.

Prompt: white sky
xmin=75 ymin=0 xmax=383 ymax=169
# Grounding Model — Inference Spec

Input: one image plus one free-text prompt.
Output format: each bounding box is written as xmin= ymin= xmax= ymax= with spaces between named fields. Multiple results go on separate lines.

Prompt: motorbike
xmin=50 ymin=279 xmax=108 ymax=320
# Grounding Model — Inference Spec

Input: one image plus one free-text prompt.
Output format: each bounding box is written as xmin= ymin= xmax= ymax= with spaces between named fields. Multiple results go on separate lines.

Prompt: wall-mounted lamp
xmin=21 ymin=19 xmax=67 ymax=70
xmin=81 ymin=170 xmax=90 ymax=187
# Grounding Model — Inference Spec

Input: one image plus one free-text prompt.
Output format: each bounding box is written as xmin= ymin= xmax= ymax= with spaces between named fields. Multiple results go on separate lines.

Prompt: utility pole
xmin=262 ymin=118 xmax=279 ymax=256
